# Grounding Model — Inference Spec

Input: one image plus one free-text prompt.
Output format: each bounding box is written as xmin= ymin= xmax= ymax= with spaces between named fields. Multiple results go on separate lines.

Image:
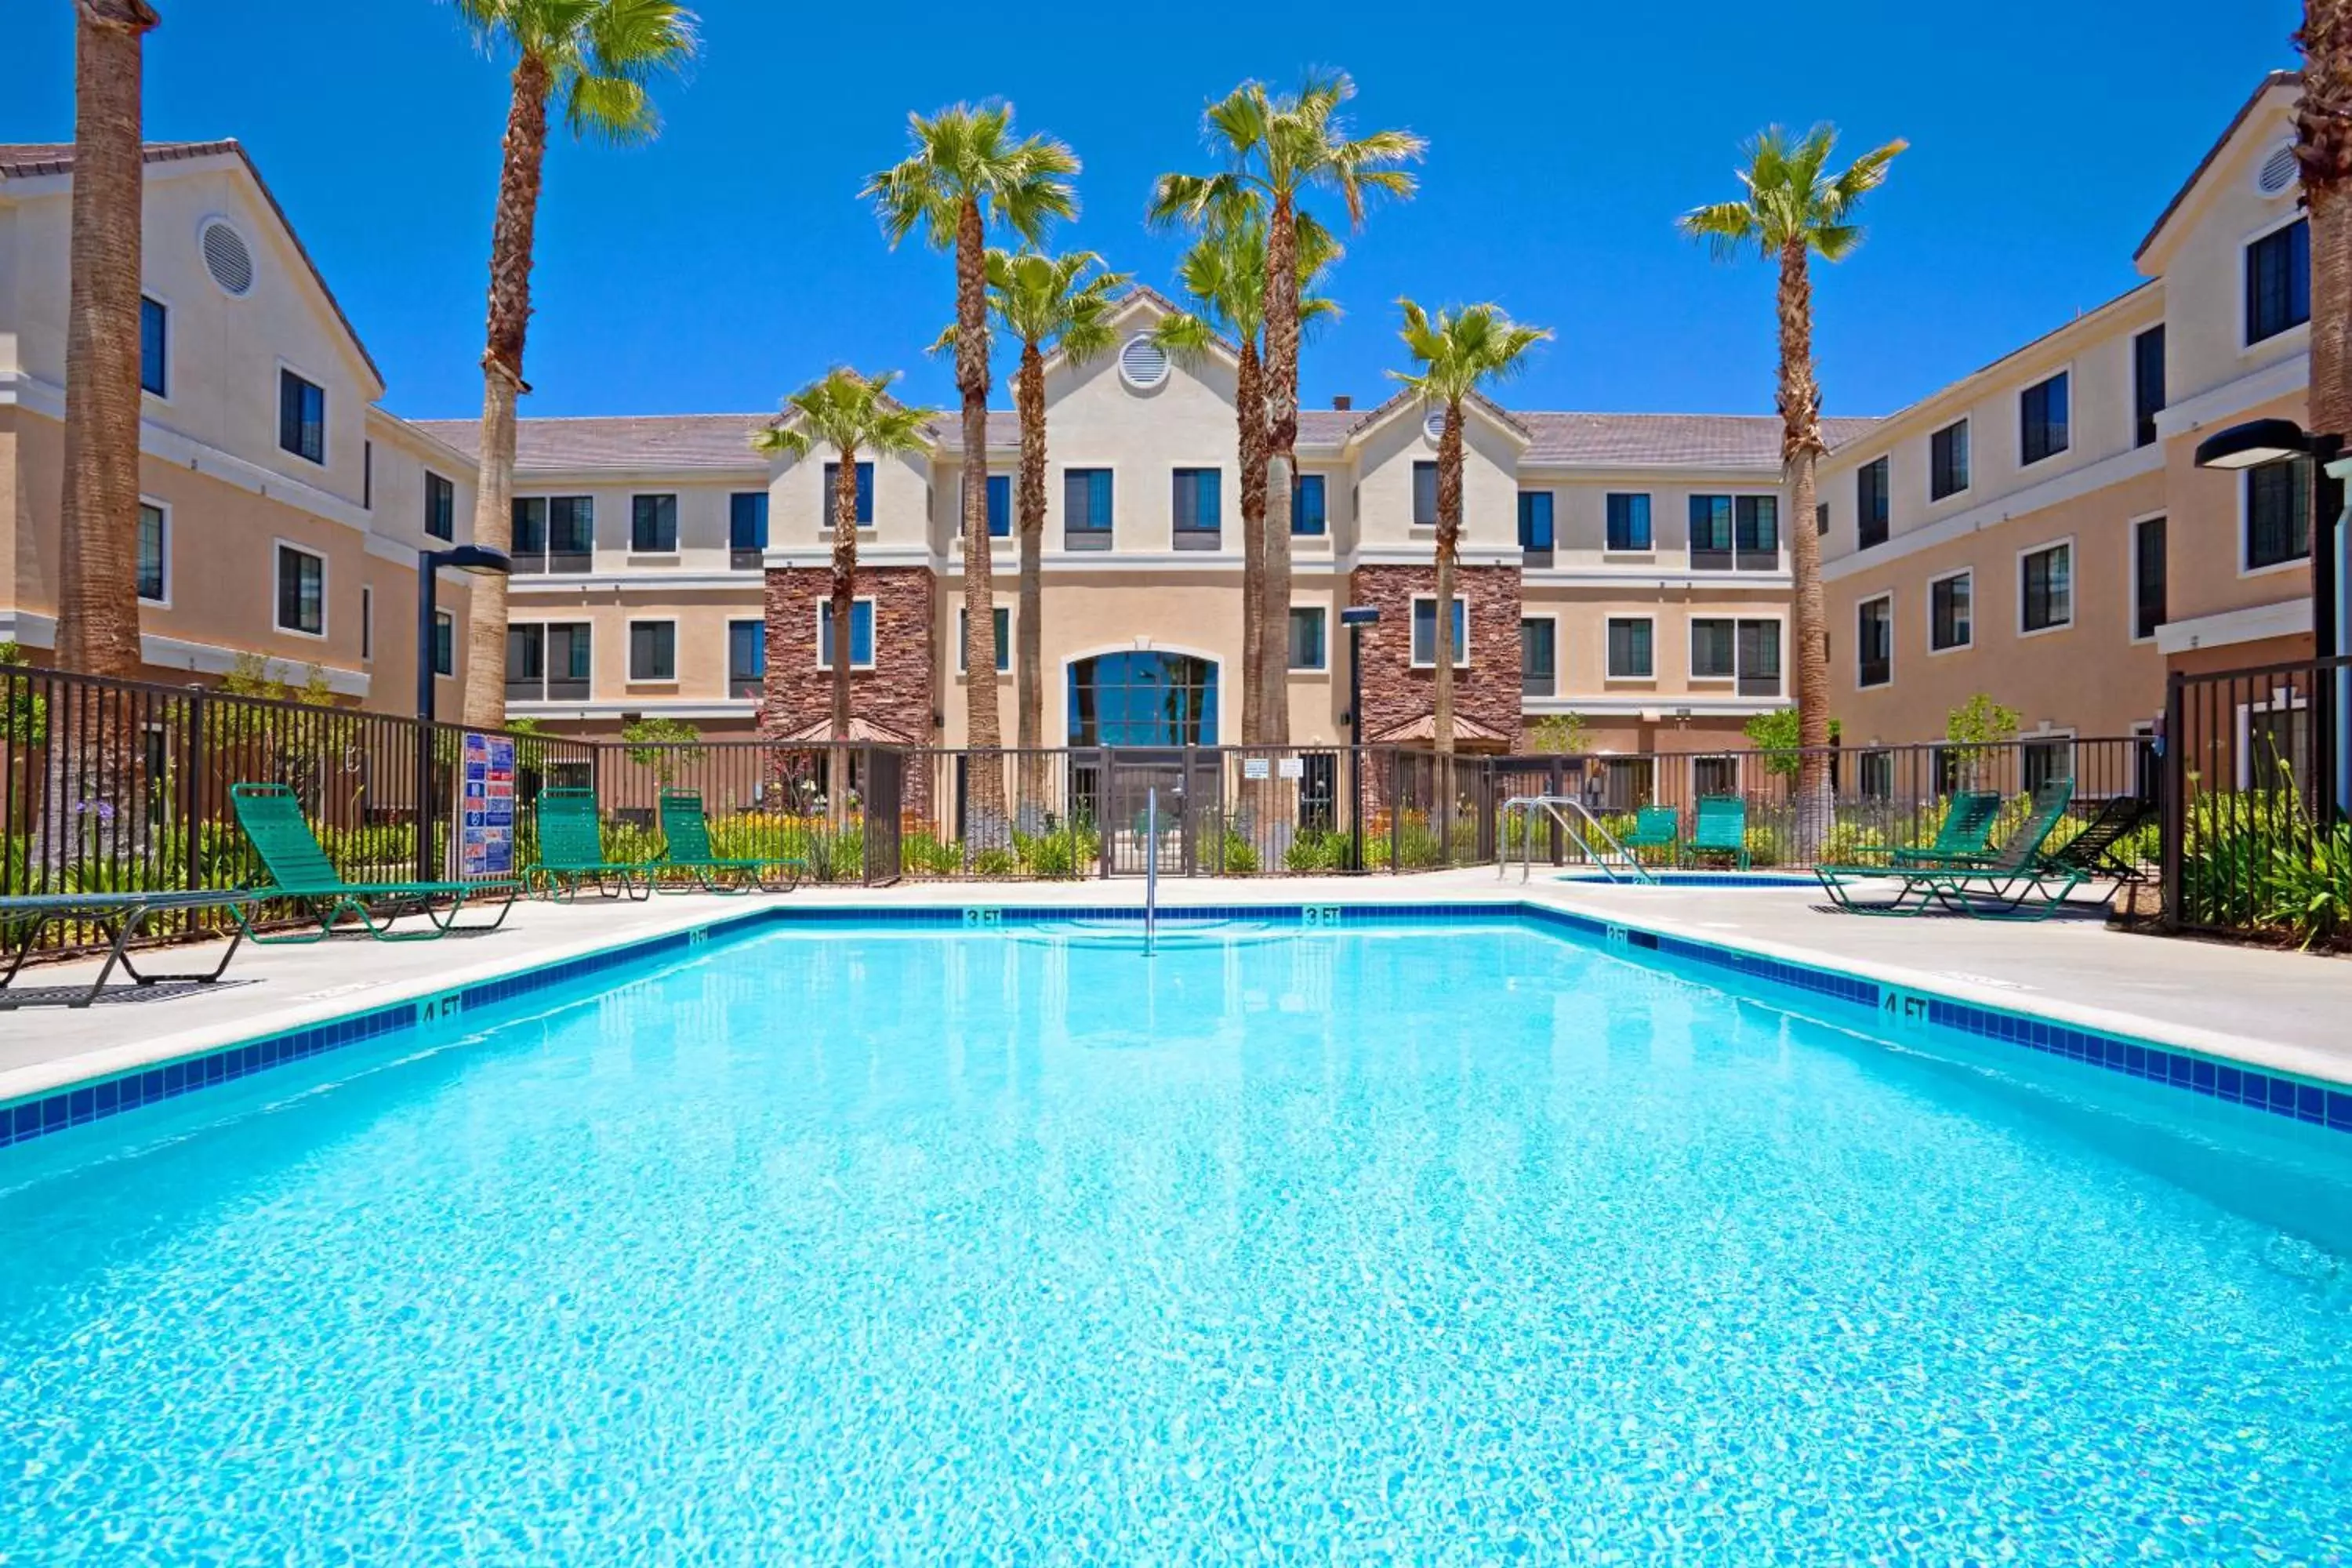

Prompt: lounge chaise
xmin=1816 ymin=781 xmax=2082 ymax=919
xmin=2041 ymin=795 xmax=2159 ymax=906
xmin=1618 ymin=806 xmax=1681 ymax=866
xmin=1680 ymin=794 xmax=1750 ymax=869
xmin=230 ymin=782 xmax=521 ymax=941
xmin=1889 ymin=789 xmax=2006 ymax=867
xmin=525 ymin=788 xmax=653 ymax=902
xmin=653 ymin=790 xmax=804 ymax=894
xmin=1 ymin=889 xmax=256 ymax=1008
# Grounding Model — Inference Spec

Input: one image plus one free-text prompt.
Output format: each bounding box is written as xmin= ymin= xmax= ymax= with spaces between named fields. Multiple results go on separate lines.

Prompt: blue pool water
xmin=3 ymin=920 xmax=2350 ymax=1562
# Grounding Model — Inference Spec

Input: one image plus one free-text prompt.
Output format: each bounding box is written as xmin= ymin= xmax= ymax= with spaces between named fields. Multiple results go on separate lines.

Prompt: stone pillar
xmin=760 ymin=565 xmax=936 ymax=815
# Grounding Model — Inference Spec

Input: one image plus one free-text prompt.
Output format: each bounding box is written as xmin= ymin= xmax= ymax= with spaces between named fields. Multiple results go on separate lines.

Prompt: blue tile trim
xmin=3 ymin=897 xmax=2345 ymax=1155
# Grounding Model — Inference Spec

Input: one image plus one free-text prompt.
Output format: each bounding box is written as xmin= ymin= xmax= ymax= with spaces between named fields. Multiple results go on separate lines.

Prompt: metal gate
xmin=1097 ymin=748 xmax=1218 ymax=877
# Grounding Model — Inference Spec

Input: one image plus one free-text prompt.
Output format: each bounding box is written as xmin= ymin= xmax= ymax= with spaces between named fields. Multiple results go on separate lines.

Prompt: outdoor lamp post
xmin=1341 ymin=604 xmax=1381 ymax=871
xmin=2192 ymin=418 xmax=2349 ymax=817
xmin=414 ymin=545 xmax=512 ymax=879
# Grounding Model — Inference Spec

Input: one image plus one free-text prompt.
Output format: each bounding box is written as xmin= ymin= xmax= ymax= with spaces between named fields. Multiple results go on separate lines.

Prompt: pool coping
xmin=2 ymin=889 xmax=2347 ymax=1154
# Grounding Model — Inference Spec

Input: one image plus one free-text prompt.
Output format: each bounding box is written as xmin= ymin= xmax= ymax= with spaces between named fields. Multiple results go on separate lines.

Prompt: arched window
xmin=1066 ymin=652 xmax=1218 ymax=746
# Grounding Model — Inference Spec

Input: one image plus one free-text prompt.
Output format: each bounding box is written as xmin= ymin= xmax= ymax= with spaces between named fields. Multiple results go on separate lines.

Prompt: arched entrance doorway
xmin=1065 ymin=651 xmax=1219 ymax=873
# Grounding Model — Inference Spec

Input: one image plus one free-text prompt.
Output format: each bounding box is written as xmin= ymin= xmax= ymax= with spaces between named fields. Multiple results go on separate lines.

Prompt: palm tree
xmin=1680 ymin=124 xmax=1904 ymax=849
xmin=754 ymin=368 xmax=935 ymax=826
xmin=2299 ymin=6 xmax=2352 ymax=564
xmin=866 ymin=103 xmax=1078 ymax=839
xmin=1149 ymin=208 xmax=1341 ymax=746
xmin=452 ymin=0 xmax=699 ymax=730
xmin=1389 ymin=300 xmax=1551 ymax=757
xmin=55 ymin=0 xmax=161 ymax=681
xmin=1150 ymin=72 xmax=1422 ymax=748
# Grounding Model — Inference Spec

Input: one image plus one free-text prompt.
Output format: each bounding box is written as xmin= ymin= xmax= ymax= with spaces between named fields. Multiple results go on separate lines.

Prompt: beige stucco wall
xmin=505 ymin=584 xmax=764 ymax=715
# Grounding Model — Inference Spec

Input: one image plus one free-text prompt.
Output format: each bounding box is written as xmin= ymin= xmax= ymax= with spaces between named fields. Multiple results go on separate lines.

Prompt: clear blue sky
xmin=5 ymin=0 xmax=2307 ymax=424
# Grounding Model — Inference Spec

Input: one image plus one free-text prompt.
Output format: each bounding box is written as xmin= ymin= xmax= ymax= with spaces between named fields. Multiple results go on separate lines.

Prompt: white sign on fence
xmin=1277 ymin=757 xmax=1305 ymax=779
xmin=1242 ymin=758 xmax=1271 ymax=780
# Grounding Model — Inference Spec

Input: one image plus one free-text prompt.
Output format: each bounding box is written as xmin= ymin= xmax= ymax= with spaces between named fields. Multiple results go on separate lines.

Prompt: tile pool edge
xmin=2 ymin=895 xmax=2345 ymax=1155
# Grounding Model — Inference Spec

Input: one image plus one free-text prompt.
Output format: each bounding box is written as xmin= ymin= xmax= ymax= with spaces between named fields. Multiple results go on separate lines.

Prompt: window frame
xmin=136 ymin=496 xmax=170 ymax=607
xmin=2132 ymin=325 xmax=2166 ymax=448
xmin=820 ymin=460 xmax=877 ymax=527
xmin=1289 ymin=604 xmax=1330 ymax=673
xmin=359 ymin=585 xmax=372 ymax=664
xmin=1291 ymin=473 xmax=1328 ymax=537
xmin=1171 ymin=466 xmax=1224 ymax=546
xmin=956 ymin=604 xmax=1012 ymax=674
xmin=140 ymin=292 xmax=170 ymax=400
xmin=1518 ymin=613 xmax=1557 ymax=696
xmin=2016 ymin=537 xmax=2075 ymax=637
xmin=276 ymin=365 xmax=328 ymax=467
xmin=424 ymin=470 xmax=456 ymax=542
xmin=271 ymin=539 xmax=328 ymax=640
xmin=1929 ymin=419 xmax=1971 ymax=503
xmin=984 ymin=473 xmax=1013 ymax=539
xmin=2129 ymin=511 xmax=2169 ymax=644
xmin=726 ymin=617 xmax=767 ymax=696
xmin=2242 ymin=210 xmax=2312 ymax=349
xmin=1927 ymin=568 xmax=1973 ymax=655
xmin=815 ymin=597 xmax=877 ymax=673
xmin=626 ymin=618 xmax=680 ymax=683
xmin=729 ymin=491 xmax=771 ymax=562
xmin=2018 ymin=368 xmax=2071 ymax=467
xmin=1602 ymin=615 xmax=1655 ymax=682
xmin=1688 ymin=616 xmax=1737 ymax=682
xmin=1516 ymin=489 xmax=1556 ymax=564
xmin=1604 ymin=492 xmax=1653 ymax=554
xmin=1062 ymin=466 xmax=1115 ymax=546
xmin=2241 ymin=457 xmax=2313 ymax=576
xmin=630 ymin=492 xmax=680 ymax=554
xmin=432 ymin=609 xmax=456 ymax=679
xmin=1857 ymin=456 xmax=1892 ymax=547
xmin=1410 ymin=461 xmax=1439 ymax=528
xmin=1856 ymin=591 xmax=1894 ymax=690
xmin=1408 ymin=593 xmax=1470 ymax=669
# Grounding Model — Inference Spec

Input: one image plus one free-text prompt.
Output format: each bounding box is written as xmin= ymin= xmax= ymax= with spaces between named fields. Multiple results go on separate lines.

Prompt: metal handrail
xmin=1145 ymin=786 xmax=1159 ymax=955
xmin=1498 ymin=795 xmax=1657 ymax=886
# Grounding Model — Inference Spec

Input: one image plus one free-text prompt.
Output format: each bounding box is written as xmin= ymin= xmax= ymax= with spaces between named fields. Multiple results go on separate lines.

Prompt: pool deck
xmin=2 ymin=869 xmax=2348 ymax=1107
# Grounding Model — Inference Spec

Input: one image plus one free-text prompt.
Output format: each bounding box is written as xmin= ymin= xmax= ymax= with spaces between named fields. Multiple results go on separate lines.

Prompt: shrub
xmin=2182 ymin=788 xmax=2352 ymax=948
xmin=1219 ymin=830 xmax=1260 ymax=876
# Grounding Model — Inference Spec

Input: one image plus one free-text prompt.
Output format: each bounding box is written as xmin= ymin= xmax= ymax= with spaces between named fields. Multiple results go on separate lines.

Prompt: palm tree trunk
xmin=829 ymin=448 xmax=857 ymax=831
xmin=461 ymin=52 xmax=552 ymax=731
xmin=1015 ymin=340 xmax=1047 ymax=815
xmin=56 ymin=0 xmax=158 ymax=681
xmin=1236 ymin=341 xmax=1266 ymax=749
xmin=954 ymin=195 xmax=1007 ymax=841
xmin=2301 ymin=6 xmax=2352 ymax=460
xmin=1777 ymin=238 xmax=1833 ymax=855
xmin=1259 ymin=193 xmax=1301 ymax=749
xmin=1432 ymin=403 xmax=1462 ymax=759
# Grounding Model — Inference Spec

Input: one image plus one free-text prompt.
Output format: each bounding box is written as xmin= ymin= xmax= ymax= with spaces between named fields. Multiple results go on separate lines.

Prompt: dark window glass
xmin=1736 ymin=619 xmax=1781 ymax=696
xmin=276 ymin=545 xmax=324 ymax=634
xmin=729 ymin=492 xmax=769 ymax=555
xmin=140 ymin=296 xmax=167 ymax=396
xmin=278 ymin=370 xmax=325 ymax=464
xmin=1734 ymin=495 xmax=1778 ymax=567
xmin=2134 ymin=516 xmax=2168 ymax=641
xmin=1690 ymin=618 xmax=1734 ymax=679
xmin=1412 ymin=461 xmax=1439 ymax=526
xmin=1605 ymin=492 xmax=1651 ymax=551
xmin=1517 ymin=491 xmax=1555 ymax=561
xmin=630 ymin=493 xmax=678 ymax=552
xmin=548 ymin=496 xmax=592 ymax=554
xmin=1815 ymin=503 xmax=1829 ymax=536
xmin=2020 ymin=372 xmax=2070 ymax=466
xmin=958 ymin=606 xmax=1011 ymax=673
xmin=1857 ymin=598 xmax=1892 ymax=688
xmin=425 ymin=471 xmax=456 ymax=541
xmin=2133 ymin=325 xmax=2166 ymax=447
xmin=1064 ymin=468 xmax=1114 ymax=544
xmin=432 ymin=612 xmax=454 ymax=677
xmin=1293 ymin=474 xmax=1327 ymax=535
xmin=1065 ymin=651 xmax=1218 ymax=745
xmin=728 ymin=620 xmax=765 ymax=695
xmin=363 ymin=440 xmax=373 ymax=510
xmin=818 ymin=601 xmax=875 ymax=669
xmin=1410 ymin=597 xmax=1467 ymax=665
xmin=821 ymin=462 xmax=875 ymax=525
xmin=511 ymin=496 xmax=546 ymax=555
xmin=1289 ymin=607 xmax=1327 ymax=671
xmin=1172 ymin=467 xmax=1222 ymax=540
xmin=2246 ymin=459 xmax=2311 ymax=569
xmin=2246 ymin=218 xmax=2311 ymax=345
xmin=1519 ymin=617 xmax=1555 ymax=695
xmin=1930 ymin=573 xmax=1972 ymax=652
xmin=1606 ymin=617 xmax=1653 ymax=679
xmin=1688 ymin=495 xmax=1733 ymax=560
xmin=629 ymin=621 xmax=677 ymax=681
xmin=137 ymin=503 xmax=166 ymax=601
xmin=1857 ymin=458 xmax=1891 ymax=548
xmin=2021 ymin=543 xmax=2072 ymax=632
xmin=1929 ymin=423 xmax=1969 ymax=501
xmin=985 ymin=474 xmax=1011 ymax=538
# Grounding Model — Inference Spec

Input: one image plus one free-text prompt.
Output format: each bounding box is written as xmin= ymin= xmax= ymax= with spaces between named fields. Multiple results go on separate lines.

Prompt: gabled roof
xmin=0 ymin=140 xmax=386 ymax=389
xmin=410 ymin=413 xmax=771 ymax=472
xmin=1341 ymin=383 xmax=1535 ymax=445
xmin=2134 ymin=70 xmax=2300 ymax=264
xmin=1519 ymin=412 xmax=1883 ymax=468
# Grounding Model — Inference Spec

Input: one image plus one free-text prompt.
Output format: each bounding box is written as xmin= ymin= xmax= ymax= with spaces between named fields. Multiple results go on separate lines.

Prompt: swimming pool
xmin=3 ymin=916 xmax=2348 ymax=1560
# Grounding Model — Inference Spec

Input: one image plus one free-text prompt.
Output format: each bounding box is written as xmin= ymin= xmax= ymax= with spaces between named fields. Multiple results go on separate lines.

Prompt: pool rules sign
xmin=459 ymin=733 xmax=517 ymax=878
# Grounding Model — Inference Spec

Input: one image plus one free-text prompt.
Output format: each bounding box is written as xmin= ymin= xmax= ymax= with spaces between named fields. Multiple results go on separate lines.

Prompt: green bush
xmin=1219 ymin=830 xmax=1260 ymax=876
xmin=2182 ymin=789 xmax=2352 ymax=947
xmin=1285 ymin=829 xmax=1352 ymax=872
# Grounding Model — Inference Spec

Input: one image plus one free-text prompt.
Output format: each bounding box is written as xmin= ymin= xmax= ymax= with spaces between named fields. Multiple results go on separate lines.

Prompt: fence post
xmin=1389 ymin=750 xmax=1403 ymax=876
xmin=183 ymin=688 xmax=206 ymax=895
xmin=2160 ymin=670 xmax=2184 ymax=932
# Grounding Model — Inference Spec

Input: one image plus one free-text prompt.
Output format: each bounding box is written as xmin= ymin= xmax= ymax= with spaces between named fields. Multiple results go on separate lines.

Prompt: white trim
xmin=2151 ymin=354 xmax=2307 ymax=442
xmin=509 ymin=699 xmax=759 ymax=720
xmin=1288 ymin=603 xmax=1331 ymax=674
xmin=270 ymin=537 xmax=329 ymax=640
xmin=1520 ymin=693 xmax=1785 ymax=717
xmin=1525 ymin=564 xmax=1791 ymax=592
xmin=139 ymin=289 xmax=172 ymax=405
xmin=2153 ymin=596 xmax=2312 ymax=655
xmin=2239 ymin=207 xmax=2311 ymax=354
xmin=2016 ymin=363 xmax=2074 ymax=470
xmin=1682 ymin=490 xmax=1788 ymax=573
xmin=273 ymin=358 xmax=330 ymax=470
xmin=514 ymin=570 xmax=768 ymax=593
xmin=1821 ymin=441 xmax=2162 ymax=581
xmin=1409 ymin=593 xmax=1471 ymax=670
xmin=1855 ymin=590 xmax=1895 ymax=690
xmin=2234 ymin=687 xmax=2310 ymax=790
xmin=1927 ymin=416 xmax=1972 ymax=504
xmin=2238 ymin=458 xmax=2314 ymax=578
xmin=1926 ymin=566 xmax=1973 ymax=655
xmin=136 ymin=495 xmax=172 ymax=608
xmin=815 ymin=597 xmax=877 ymax=673
xmin=1601 ymin=612 xmax=1656 ymax=683
xmin=627 ymin=491 xmax=682 ymax=554
xmin=625 ymin=615 xmax=681 ymax=683
xmin=2016 ymin=535 xmax=2076 ymax=638
xmin=2126 ymin=510 xmax=2167 ymax=646
xmin=1684 ymin=610 xmax=1788 ymax=699
xmin=0 ymin=612 xmax=371 ymax=696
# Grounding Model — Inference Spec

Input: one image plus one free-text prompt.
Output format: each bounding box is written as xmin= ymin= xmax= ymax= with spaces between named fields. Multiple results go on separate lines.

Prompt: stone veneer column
xmin=760 ymin=565 xmax=937 ymax=813
xmin=1345 ymin=563 xmax=1524 ymax=752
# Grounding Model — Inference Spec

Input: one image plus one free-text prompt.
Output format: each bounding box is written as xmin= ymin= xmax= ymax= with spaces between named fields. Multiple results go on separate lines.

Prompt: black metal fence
xmin=2162 ymin=652 xmax=2351 ymax=946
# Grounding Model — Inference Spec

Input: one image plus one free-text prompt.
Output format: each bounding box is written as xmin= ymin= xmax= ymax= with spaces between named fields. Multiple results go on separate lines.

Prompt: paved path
xmin=2 ymin=869 xmax=2347 ymax=1105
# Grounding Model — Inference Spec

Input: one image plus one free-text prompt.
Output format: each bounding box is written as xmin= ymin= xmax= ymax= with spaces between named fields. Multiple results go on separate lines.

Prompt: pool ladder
xmin=1499 ymin=795 xmax=1656 ymax=886
xmin=1145 ymin=786 xmax=1159 ymax=956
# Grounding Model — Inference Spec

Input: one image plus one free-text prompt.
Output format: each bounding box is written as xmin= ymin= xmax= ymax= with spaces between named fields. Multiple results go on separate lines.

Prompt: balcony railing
xmin=1065 ymin=525 xmax=1113 ymax=552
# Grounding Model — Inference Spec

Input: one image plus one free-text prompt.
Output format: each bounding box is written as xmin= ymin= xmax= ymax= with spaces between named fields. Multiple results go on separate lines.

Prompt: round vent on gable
xmin=2256 ymin=140 xmax=2299 ymax=198
xmin=1422 ymin=407 xmax=1446 ymax=442
xmin=1118 ymin=335 xmax=1169 ymax=390
xmin=198 ymin=219 xmax=254 ymax=296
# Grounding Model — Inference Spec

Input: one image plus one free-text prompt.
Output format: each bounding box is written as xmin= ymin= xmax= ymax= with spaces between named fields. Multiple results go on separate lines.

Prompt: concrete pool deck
xmin=2 ymin=868 xmax=2348 ymax=1108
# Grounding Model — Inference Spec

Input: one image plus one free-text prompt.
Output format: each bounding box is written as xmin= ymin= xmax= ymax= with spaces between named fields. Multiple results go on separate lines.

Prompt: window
xmin=630 ymin=493 xmax=678 ymax=553
xmin=1517 ymin=491 xmax=1555 ymax=565
xmin=2020 ymin=541 xmax=2073 ymax=633
xmin=432 ymin=610 xmax=455 ymax=677
xmin=1815 ymin=503 xmax=1829 ymax=536
xmin=957 ymin=606 xmax=1011 ymax=673
xmin=1693 ymin=757 xmax=1739 ymax=797
xmin=507 ymin=622 xmax=591 ymax=701
xmin=2020 ymin=372 xmax=2069 ymax=466
xmin=278 ymin=370 xmax=325 ymax=464
xmin=1690 ymin=495 xmax=1732 ymax=558
xmin=2245 ymin=459 xmax=2311 ymax=570
xmin=628 ymin=620 xmax=677 ymax=681
xmin=1856 ymin=597 xmax=1892 ymax=688
xmin=1857 ymin=751 xmax=1895 ymax=801
xmin=1290 ymin=606 xmax=1328 ymax=672
xmin=730 ymin=492 xmax=769 ymax=564
xmin=360 ymin=586 xmax=372 ymax=662
xmin=1929 ymin=421 xmax=1970 ymax=501
xmin=820 ymin=461 xmax=875 ymax=525
xmin=425 ymin=471 xmax=456 ymax=541
xmin=1064 ymin=467 xmax=1113 ymax=548
xmin=140 ymin=296 xmax=167 ymax=397
xmin=818 ymin=600 xmax=876 ymax=670
xmin=275 ymin=544 xmax=325 ymax=635
xmin=1519 ymin=617 xmax=1555 ymax=696
xmin=136 ymin=502 xmax=167 ymax=603
xmin=1691 ymin=618 xmax=1780 ymax=695
xmin=728 ymin=619 xmax=765 ymax=697
xmin=1410 ymin=596 xmax=1467 ymax=666
xmin=1411 ymin=461 xmax=1439 ymax=526
xmin=986 ymin=474 xmax=1012 ymax=538
xmin=1605 ymin=617 xmax=1653 ymax=680
xmin=2023 ymin=736 xmax=2074 ymax=793
xmin=2246 ymin=217 xmax=2310 ymax=344
xmin=1293 ymin=474 xmax=1327 ymax=536
xmin=1690 ymin=495 xmax=1778 ymax=569
xmin=1172 ymin=466 xmax=1221 ymax=546
xmin=511 ymin=495 xmax=593 ymax=571
xmin=1605 ymin=492 xmax=1651 ymax=552
xmin=2133 ymin=516 xmax=2168 ymax=641
xmin=362 ymin=440 xmax=373 ymax=510
xmin=1857 ymin=458 xmax=1890 ymax=548
xmin=1929 ymin=571 xmax=1973 ymax=652
xmin=1066 ymin=652 xmax=1218 ymax=746
xmin=2133 ymin=326 xmax=2166 ymax=447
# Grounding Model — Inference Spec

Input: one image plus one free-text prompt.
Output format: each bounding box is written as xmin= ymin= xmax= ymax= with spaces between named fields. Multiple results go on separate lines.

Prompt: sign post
xmin=458 ymin=731 xmax=517 ymax=880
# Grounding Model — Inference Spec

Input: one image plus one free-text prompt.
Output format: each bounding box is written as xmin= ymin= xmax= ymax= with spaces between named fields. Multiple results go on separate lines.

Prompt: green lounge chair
xmin=2 ymin=889 xmax=256 ymax=1008
xmin=1680 ymin=794 xmax=1750 ymax=869
xmin=2041 ymin=795 xmax=2158 ymax=906
xmin=1618 ymin=806 xmax=1680 ymax=865
xmin=525 ymin=788 xmax=653 ymax=902
xmin=230 ymin=782 xmax=521 ymax=942
xmin=653 ymin=790 xmax=804 ymax=894
xmin=1816 ymin=781 xmax=2082 ymax=919
xmin=1888 ymin=790 xmax=2005 ymax=867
